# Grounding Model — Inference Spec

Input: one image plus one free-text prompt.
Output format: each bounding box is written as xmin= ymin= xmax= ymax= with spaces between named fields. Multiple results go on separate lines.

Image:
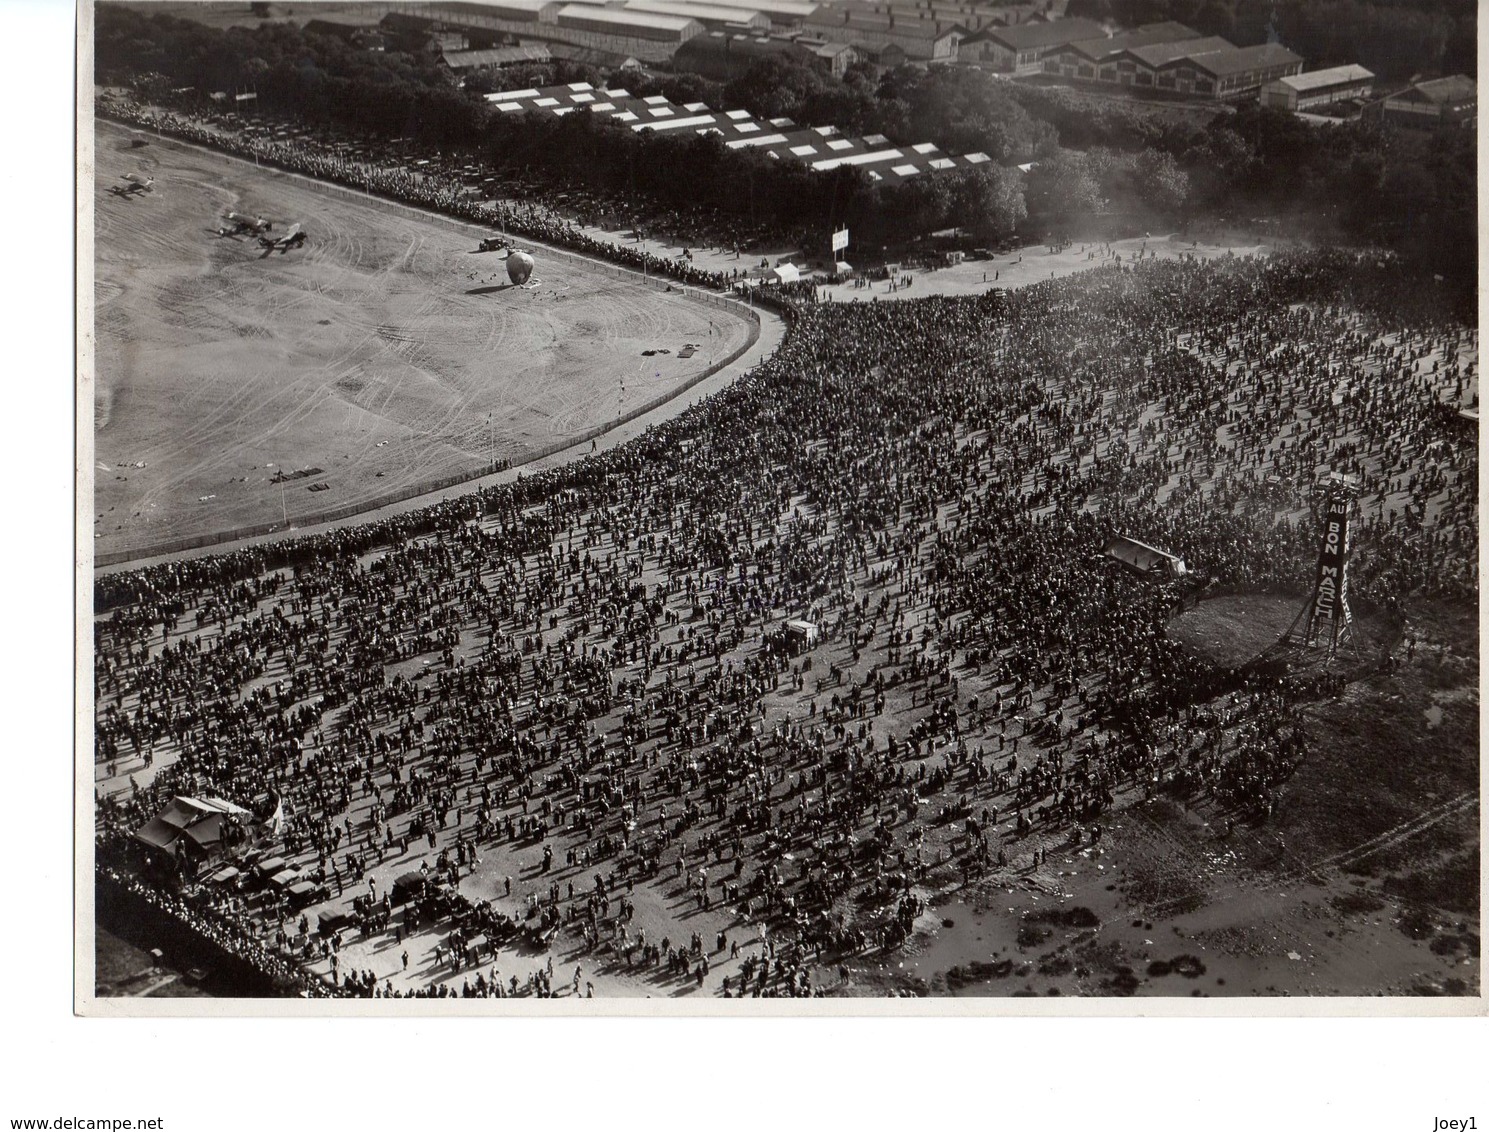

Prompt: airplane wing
xmin=282 ymin=223 xmax=302 ymax=239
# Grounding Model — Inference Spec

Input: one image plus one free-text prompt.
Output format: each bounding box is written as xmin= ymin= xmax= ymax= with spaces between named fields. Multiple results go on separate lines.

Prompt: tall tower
xmin=1298 ymin=481 xmax=1356 ymax=654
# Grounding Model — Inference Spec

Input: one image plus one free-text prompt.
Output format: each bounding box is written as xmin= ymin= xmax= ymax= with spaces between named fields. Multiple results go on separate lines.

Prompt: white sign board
xmin=831 ymin=228 xmax=849 ymax=252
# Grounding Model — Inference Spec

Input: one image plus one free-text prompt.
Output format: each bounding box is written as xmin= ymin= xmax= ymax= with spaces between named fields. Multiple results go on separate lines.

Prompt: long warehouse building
xmin=485 ymin=81 xmax=993 ymax=184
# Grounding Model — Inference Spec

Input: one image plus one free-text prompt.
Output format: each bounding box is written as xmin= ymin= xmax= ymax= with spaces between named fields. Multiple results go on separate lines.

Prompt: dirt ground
xmin=94 ymin=926 xmax=213 ymax=999
xmin=91 ymin=121 xmax=752 ymax=558
xmin=812 ymin=235 xmax=1269 ymax=303
xmin=1167 ymin=591 xmax=1395 ymax=670
xmin=849 ymin=593 xmax=1479 ymax=999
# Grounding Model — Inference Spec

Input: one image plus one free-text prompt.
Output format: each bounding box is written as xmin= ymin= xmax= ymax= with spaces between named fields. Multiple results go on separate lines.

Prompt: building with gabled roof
xmin=1377 ymin=75 xmax=1476 ymax=128
xmin=443 ymin=45 xmax=555 ymax=69
xmin=1039 ymin=27 xmax=1300 ymax=99
xmin=1261 ymin=65 xmax=1374 ymax=112
xmin=959 ymin=15 xmax=1102 ymax=72
xmin=800 ymin=7 xmax=964 ymax=60
xmin=485 ymin=81 xmax=991 ymax=182
xmin=627 ymin=0 xmax=772 ymax=31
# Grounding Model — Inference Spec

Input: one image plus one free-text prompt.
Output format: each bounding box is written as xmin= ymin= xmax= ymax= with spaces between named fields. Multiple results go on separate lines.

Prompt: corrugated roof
xmin=488 ymin=79 xmax=986 ymax=179
xmin=692 ymin=0 xmax=816 ymax=14
xmin=1410 ymin=75 xmax=1477 ymax=103
xmin=1185 ymin=42 xmax=1301 ymax=77
xmin=804 ymin=11 xmax=960 ymax=41
xmin=1062 ymin=22 xmax=1198 ymax=62
xmin=445 ymin=45 xmax=552 ymax=68
xmin=439 ymin=0 xmax=555 ymax=14
xmin=983 ymin=16 xmax=1102 ymax=50
xmin=1275 ymin=65 xmax=1373 ymax=92
xmin=555 ymin=5 xmax=700 ymax=30
xmin=1126 ymin=35 xmax=1231 ymax=69
xmin=627 ymin=0 xmax=769 ymax=23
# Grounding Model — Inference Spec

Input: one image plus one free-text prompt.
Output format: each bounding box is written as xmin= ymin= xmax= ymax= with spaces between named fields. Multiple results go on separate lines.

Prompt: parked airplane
xmin=110 ymin=173 xmax=154 ymax=197
xmin=218 ymin=211 xmax=272 ymax=237
xmin=258 ymin=223 xmax=306 ymax=254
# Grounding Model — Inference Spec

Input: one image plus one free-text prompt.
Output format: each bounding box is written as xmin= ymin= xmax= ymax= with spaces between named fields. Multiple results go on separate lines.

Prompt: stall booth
xmin=783 ymin=618 xmax=820 ymax=656
xmin=1103 ymin=535 xmax=1188 ymax=578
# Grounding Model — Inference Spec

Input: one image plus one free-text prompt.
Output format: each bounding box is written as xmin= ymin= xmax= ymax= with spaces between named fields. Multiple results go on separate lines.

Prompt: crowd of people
xmin=94 ymin=223 xmax=1477 ymax=997
xmin=98 ymin=92 xmax=800 ymax=297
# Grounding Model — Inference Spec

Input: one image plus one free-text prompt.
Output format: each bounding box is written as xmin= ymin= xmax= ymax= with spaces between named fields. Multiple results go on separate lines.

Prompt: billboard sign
xmin=831 ymin=228 xmax=849 ymax=253
xmin=1306 ymin=496 xmax=1352 ymax=648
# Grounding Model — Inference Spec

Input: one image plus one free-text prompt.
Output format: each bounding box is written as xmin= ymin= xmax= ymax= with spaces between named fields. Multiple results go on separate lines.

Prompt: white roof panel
xmin=635 ymin=113 xmax=720 ymax=131
xmin=811 ymin=148 xmax=903 ymax=170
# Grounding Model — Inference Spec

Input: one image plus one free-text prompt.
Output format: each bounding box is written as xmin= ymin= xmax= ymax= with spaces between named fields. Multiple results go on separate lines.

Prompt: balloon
xmin=507 ymin=251 xmax=535 ymax=285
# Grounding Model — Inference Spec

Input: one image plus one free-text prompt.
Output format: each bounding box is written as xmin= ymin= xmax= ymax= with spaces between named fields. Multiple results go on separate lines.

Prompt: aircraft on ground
xmin=258 ymin=223 xmax=307 ymax=255
xmin=218 ymin=211 xmax=273 ymax=237
xmin=110 ymin=173 xmax=154 ymax=197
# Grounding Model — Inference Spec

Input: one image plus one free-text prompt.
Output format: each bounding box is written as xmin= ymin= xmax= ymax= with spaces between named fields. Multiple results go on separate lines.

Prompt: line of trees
xmin=95 ymin=5 xmax=1475 ymax=294
xmin=1065 ymin=0 xmax=1476 ymax=81
xmin=95 ymin=6 xmax=1029 ymax=242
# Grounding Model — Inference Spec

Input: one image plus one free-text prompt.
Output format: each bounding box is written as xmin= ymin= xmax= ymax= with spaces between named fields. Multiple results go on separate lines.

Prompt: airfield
xmin=91 ymin=121 xmax=753 ymax=560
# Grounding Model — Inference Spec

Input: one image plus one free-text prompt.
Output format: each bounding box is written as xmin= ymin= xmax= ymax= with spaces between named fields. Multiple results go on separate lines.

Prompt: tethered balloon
xmin=506 ymin=251 xmax=535 ymax=285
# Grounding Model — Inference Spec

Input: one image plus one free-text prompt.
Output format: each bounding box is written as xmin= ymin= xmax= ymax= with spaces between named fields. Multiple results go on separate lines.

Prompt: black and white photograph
xmin=74 ymin=0 xmax=1484 ymax=1023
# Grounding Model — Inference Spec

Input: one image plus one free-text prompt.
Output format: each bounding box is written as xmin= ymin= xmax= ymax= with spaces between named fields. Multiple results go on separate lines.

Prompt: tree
xmin=1026 ymin=151 xmax=1102 ymax=225
xmin=947 ymin=165 xmax=1027 ymax=239
xmin=1132 ymin=149 xmax=1190 ymax=216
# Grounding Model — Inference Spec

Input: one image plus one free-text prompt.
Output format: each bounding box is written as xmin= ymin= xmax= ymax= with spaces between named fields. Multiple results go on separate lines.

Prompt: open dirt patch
xmin=1168 ymin=590 xmax=1396 ymax=669
xmin=92 ymin=121 xmax=753 ymax=558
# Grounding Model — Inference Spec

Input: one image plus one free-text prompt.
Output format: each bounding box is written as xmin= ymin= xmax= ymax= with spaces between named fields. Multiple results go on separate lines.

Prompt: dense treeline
xmin=95 ymin=4 xmax=1475 ymax=292
xmin=692 ymin=54 xmax=1473 ymax=289
xmin=1066 ymin=0 xmax=1475 ymax=80
xmin=94 ymin=6 xmax=1028 ymax=240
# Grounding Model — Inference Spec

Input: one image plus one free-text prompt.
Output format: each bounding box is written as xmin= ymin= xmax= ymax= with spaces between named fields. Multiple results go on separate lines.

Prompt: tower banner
xmin=1306 ymin=496 xmax=1352 ymax=648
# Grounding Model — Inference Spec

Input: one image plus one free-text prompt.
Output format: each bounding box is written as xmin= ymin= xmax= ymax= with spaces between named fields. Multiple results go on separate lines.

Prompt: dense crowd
xmin=98 ymin=93 xmax=791 ymax=295
xmin=94 ymin=247 xmax=1476 ymax=997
